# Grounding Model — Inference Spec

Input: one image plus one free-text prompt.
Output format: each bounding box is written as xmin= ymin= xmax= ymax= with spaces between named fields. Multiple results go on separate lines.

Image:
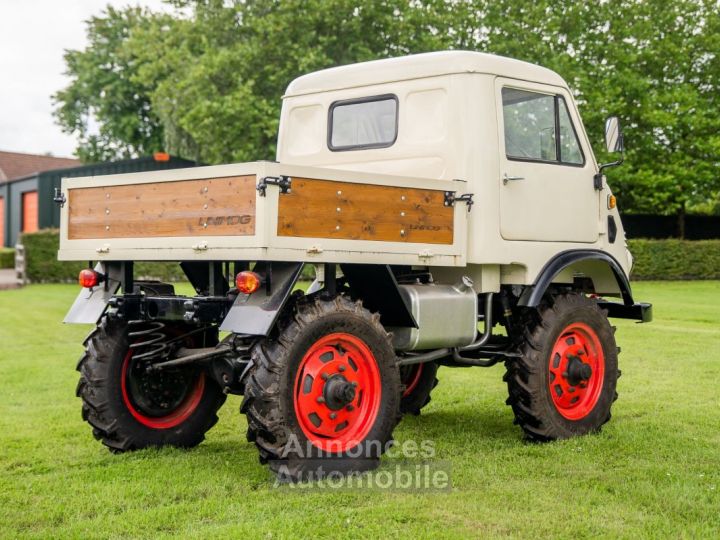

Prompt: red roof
xmin=0 ymin=150 xmax=80 ymax=183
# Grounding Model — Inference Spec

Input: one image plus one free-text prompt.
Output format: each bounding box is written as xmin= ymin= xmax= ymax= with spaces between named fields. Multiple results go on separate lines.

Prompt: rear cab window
xmin=329 ymin=95 xmax=398 ymax=151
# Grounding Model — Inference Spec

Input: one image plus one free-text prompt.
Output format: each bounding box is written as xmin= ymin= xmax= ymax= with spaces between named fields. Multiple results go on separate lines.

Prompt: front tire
xmin=241 ymin=296 xmax=402 ymax=481
xmin=504 ymin=293 xmax=619 ymax=441
xmin=76 ymin=318 xmax=226 ymax=452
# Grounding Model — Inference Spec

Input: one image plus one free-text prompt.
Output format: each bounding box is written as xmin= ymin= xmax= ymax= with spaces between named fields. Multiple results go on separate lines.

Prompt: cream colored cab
xmin=58 ymin=51 xmax=631 ymax=293
xmin=276 ymin=51 xmax=631 ymax=289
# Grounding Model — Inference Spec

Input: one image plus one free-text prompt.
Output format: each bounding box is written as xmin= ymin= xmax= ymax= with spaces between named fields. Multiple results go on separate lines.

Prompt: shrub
xmin=21 ymin=230 xmax=185 ymax=283
xmin=627 ymin=239 xmax=720 ymax=280
xmin=20 ymin=230 xmax=77 ymax=282
xmin=19 ymin=230 xmax=719 ymax=284
xmin=0 ymin=248 xmax=14 ymax=269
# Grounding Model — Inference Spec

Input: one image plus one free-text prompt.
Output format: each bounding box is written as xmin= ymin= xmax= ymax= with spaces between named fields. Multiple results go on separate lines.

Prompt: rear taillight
xmin=78 ymin=269 xmax=101 ymax=288
xmin=235 ymin=271 xmax=262 ymax=294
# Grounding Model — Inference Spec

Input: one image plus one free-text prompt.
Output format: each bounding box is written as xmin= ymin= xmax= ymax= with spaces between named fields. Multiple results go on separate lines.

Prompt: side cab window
xmin=501 ymin=87 xmax=585 ymax=166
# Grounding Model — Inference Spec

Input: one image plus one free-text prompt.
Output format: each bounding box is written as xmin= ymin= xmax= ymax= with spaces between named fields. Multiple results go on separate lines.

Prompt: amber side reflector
xmin=153 ymin=152 xmax=170 ymax=162
xmin=607 ymin=195 xmax=617 ymax=209
xmin=235 ymin=271 xmax=262 ymax=294
xmin=78 ymin=269 xmax=100 ymax=288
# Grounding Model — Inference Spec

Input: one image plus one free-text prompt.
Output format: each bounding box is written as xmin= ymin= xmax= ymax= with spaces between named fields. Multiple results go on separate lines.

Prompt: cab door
xmin=495 ymin=78 xmax=599 ymax=243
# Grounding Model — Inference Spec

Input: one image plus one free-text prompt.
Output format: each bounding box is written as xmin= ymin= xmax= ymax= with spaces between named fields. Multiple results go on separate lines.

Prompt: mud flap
xmin=220 ymin=262 xmax=304 ymax=336
xmin=63 ymin=263 xmax=121 ymax=324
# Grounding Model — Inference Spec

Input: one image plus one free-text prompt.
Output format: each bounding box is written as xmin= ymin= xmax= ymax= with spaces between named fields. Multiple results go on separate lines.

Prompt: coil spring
xmin=128 ymin=321 xmax=168 ymax=361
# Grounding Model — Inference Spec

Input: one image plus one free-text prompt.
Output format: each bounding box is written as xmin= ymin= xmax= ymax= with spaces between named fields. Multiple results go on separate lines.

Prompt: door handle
xmin=503 ymin=173 xmax=525 ymax=185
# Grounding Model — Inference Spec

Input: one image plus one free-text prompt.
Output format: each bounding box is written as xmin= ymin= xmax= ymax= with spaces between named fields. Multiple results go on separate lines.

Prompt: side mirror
xmin=605 ymin=116 xmax=624 ymax=153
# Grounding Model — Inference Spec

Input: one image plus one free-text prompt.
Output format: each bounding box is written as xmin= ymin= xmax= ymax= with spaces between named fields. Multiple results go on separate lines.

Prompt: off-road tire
xmin=504 ymin=293 xmax=619 ymax=441
xmin=400 ymin=362 xmax=439 ymax=415
xmin=241 ymin=295 xmax=402 ymax=482
xmin=76 ymin=317 xmax=226 ymax=452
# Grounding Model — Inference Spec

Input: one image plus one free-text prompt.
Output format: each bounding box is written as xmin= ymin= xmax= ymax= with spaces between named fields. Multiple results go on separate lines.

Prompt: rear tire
xmin=400 ymin=362 xmax=439 ymax=415
xmin=241 ymin=296 xmax=402 ymax=482
xmin=76 ymin=317 xmax=226 ymax=452
xmin=504 ymin=293 xmax=619 ymax=441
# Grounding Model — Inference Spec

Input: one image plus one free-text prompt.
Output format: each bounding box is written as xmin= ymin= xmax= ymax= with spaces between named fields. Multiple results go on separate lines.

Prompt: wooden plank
xmin=277 ymin=178 xmax=453 ymax=244
xmin=68 ymin=176 xmax=256 ymax=240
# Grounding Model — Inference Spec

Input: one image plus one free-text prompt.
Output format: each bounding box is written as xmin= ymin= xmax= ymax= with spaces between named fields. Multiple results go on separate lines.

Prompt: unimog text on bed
xmin=57 ymin=51 xmax=651 ymax=480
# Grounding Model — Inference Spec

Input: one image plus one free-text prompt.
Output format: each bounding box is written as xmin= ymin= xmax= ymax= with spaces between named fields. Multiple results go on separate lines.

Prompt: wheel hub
xmin=121 ymin=350 xmax=205 ymax=429
xmin=565 ymin=355 xmax=592 ymax=386
xmin=548 ymin=322 xmax=605 ymax=420
xmin=129 ymin=360 xmax=195 ymax=416
xmin=293 ymin=333 xmax=381 ymax=452
xmin=323 ymin=375 xmax=357 ymax=410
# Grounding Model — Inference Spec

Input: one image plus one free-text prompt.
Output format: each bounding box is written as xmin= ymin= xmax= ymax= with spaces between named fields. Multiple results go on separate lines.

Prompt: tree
xmin=127 ymin=0 xmax=452 ymax=163
xmin=54 ymin=7 xmax=165 ymax=163
xmin=54 ymin=0 xmax=720 ymax=233
xmin=439 ymin=0 xmax=720 ymax=234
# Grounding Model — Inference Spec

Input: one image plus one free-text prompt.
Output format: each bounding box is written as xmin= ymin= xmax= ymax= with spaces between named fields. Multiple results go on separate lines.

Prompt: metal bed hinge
xmin=444 ymin=191 xmax=474 ymax=212
xmin=257 ymin=175 xmax=292 ymax=197
xmin=53 ymin=187 xmax=66 ymax=208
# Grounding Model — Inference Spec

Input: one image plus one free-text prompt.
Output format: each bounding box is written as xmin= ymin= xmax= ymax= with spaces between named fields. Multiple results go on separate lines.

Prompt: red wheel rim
xmin=548 ymin=322 xmax=605 ymax=420
xmin=121 ymin=350 xmax=205 ymax=429
xmin=401 ymin=364 xmax=423 ymax=398
xmin=293 ymin=333 xmax=381 ymax=453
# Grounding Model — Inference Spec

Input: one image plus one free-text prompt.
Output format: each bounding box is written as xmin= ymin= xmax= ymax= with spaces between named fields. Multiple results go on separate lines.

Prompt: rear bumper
xmin=597 ymin=301 xmax=653 ymax=323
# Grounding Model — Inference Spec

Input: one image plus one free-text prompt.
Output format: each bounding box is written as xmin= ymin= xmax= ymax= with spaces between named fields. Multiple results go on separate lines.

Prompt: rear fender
xmin=219 ymin=262 xmax=304 ymax=335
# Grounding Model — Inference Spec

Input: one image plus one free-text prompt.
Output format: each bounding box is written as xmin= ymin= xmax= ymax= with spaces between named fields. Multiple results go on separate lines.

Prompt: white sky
xmin=0 ymin=0 xmax=171 ymax=158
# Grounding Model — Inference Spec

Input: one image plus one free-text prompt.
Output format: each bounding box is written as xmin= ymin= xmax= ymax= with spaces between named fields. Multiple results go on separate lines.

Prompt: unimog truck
xmin=58 ymin=51 xmax=651 ymax=480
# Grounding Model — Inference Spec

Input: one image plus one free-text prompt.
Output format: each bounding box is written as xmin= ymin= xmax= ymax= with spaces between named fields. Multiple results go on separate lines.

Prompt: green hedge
xmin=21 ymin=230 xmax=185 ymax=283
xmin=18 ymin=230 xmax=720 ymax=283
xmin=627 ymin=239 xmax=720 ymax=280
xmin=0 ymin=248 xmax=14 ymax=269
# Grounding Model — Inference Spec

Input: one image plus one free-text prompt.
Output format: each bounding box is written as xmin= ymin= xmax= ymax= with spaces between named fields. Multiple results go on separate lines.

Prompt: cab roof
xmin=284 ymin=51 xmax=567 ymax=97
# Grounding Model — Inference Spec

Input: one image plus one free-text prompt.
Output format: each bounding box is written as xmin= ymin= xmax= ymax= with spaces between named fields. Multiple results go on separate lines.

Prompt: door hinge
xmin=593 ymin=173 xmax=604 ymax=191
xmin=444 ymin=191 xmax=474 ymax=212
xmin=257 ymin=175 xmax=292 ymax=196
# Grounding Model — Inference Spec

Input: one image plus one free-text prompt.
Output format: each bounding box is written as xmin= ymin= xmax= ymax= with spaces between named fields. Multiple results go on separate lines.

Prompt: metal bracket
xmin=593 ymin=172 xmax=604 ymax=191
xmin=53 ymin=187 xmax=66 ymax=208
xmin=257 ymin=175 xmax=292 ymax=197
xmin=444 ymin=191 xmax=474 ymax=212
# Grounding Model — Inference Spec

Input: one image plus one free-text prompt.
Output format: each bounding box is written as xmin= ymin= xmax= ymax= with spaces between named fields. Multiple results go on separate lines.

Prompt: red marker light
xmin=235 ymin=271 xmax=261 ymax=294
xmin=78 ymin=269 xmax=100 ymax=288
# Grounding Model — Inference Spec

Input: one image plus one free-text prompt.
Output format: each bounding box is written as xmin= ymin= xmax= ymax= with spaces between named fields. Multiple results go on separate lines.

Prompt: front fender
xmin=518 ymin=249 xmax=652 ymax=322
xmin=519 ymin=250 xmax=633 ymax=307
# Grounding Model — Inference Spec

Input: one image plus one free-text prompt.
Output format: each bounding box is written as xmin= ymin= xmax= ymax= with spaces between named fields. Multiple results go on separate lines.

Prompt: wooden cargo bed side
xmin=68 ymin=175 xmax=256 ymax=240
xmin=58 ymin=162 xmax=467 ymax=266
xmin=277 ymin=177 xmax=454 ymax=244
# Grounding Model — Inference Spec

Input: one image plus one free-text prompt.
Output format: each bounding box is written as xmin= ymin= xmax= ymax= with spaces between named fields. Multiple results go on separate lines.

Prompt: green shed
xmin=1 ymin=154 xmax=197 ymax=247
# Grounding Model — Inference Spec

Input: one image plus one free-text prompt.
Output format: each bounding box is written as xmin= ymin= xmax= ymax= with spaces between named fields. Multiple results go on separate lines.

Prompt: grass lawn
xmin=0 ymin=281 xmax=718 ymax=538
